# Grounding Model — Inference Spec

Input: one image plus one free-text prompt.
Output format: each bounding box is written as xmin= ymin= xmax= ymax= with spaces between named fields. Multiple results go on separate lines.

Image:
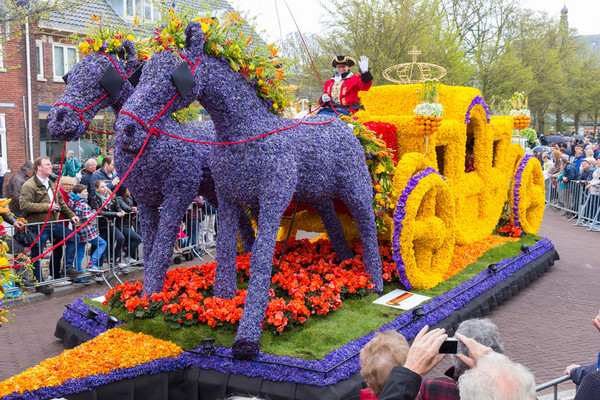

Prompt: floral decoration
xmin=104 ymin=239 xmax=385 ymax=332
xmin=47 ymin=238 xmax=556 ymax=390
xmin=465 ymin=95 xmax=491 ymax=124
xmin=363 ymin=121 xmax=398 ymax=163
xmin=511 ymin=155 xmax=545 ymax=233
xmin=118 ymin=20 xmax=384 ymax=358
xmin=48 ymin=27 xmax=255 ymax=298
xmin=77 ymin=14 xmax=149 ymax=60
xmin=0 ymin=329 xmax=183 ymax=399
xmin=413 ymin=79 xmax=443 ymax=135
xmin=152 ymin=7 xmax=294 ymax=115
xmin=510 ymin=92 xmax=531 ymax=129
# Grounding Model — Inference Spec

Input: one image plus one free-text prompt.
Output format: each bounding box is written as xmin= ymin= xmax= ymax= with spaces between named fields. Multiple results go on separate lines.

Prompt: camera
xmin=439 ymin=337 xmax=459 ymax=354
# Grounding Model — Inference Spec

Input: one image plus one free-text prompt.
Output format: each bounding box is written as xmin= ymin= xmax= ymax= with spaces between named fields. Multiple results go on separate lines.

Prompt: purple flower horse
xmin=47 ymin=41 xmax=254 ymax=295
xmin=117 ymin=23 xmax=384 ymax=358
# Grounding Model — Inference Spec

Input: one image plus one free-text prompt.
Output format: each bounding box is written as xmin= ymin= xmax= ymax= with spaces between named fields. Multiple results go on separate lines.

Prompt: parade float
xmin=0 ymin=10 xmax=557 ymax=400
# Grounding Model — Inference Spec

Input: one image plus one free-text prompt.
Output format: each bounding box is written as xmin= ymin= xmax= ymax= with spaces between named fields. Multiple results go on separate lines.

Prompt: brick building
xmin=0 ymin=0 xmax=236 ymax=190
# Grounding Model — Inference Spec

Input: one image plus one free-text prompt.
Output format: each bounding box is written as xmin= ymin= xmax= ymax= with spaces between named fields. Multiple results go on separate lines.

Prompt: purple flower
xmin=116 ymin=21 xmax=384 ymax=358
xmin=46 ymin=47 xmax=255 ymax=297
xmin=512 ymin=155 xmax=533 ymax=229
xmin=465 ymin=95 xmax=491 ymax=124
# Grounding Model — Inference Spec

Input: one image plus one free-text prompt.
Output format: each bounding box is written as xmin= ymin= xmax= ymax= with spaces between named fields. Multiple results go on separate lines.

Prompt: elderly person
xmin=80 ymin=157 xmax=98 ymax=202
xmin=416 ymin=318 xmax=504 ymax=400
xmin=319 ymin=55 xmax=373 ymax=117
xmin=7 ymin=161 xmax=34 ymax=217
xmin=456 ymin=335 xmax=536 ymax=400
xmin=63 ymin=150 xmax=81 ymax=178
xmin=360 ymin=330 xmax=410 ymax=400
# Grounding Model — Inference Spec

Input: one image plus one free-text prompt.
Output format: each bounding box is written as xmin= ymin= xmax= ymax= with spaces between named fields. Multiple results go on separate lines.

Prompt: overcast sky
xmin=230 ymin=0 xmax=600 ymax=43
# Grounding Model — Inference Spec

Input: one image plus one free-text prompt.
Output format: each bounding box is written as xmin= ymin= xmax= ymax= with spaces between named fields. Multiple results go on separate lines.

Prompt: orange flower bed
xmin=443 ymin=235 xmax=516 ymax=280
xmin=0 ymin=329 xmax=183 ymax=397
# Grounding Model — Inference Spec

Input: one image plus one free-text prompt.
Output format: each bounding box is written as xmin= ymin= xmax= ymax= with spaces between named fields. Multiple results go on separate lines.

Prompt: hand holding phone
xmin=439 ymin=337 xmax=458 ymax=354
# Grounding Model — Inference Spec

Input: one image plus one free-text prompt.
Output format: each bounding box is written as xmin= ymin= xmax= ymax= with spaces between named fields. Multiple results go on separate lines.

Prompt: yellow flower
xmin=375 ymin=164 xmax=386 ymax=174
xmin=90 ymin=13 xmax=101 ymax=21
xmin=127 ymin=35 xmax=134 ymax=41
xmin=201 ymin=23 xmax=209 ymax=33
xmin=273 ymin=103 xmax=278 ymax=109
xmin=248 ymin=65 xmax=255 ymax=71
xmin=258 ymin=79 xmax=264 ymax=86
xmin=113 ymin=39 xmax=121 ymax=47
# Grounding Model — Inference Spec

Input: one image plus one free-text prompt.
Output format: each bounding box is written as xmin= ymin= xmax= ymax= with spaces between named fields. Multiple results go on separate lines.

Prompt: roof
xmin=39 ymin=0 xmax=245 ymax=37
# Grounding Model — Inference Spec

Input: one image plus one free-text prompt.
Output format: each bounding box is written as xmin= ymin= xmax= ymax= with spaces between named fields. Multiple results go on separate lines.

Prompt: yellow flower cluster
xmin=0 ymin=328 xmax=183 ymax=397
xmin=152 ymin=8 xmax=294 ymax=115
xmin=77 ymin=15 xmax=143 ymax=59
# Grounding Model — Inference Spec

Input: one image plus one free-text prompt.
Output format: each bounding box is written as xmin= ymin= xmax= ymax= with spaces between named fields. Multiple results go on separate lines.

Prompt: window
xmin=53 ymin=44 xmax=77 ymax=80
xmin=36 ymin=41 xmax=45 ymax=80
xmin=108 ymin=0 xmax=159 ymax=21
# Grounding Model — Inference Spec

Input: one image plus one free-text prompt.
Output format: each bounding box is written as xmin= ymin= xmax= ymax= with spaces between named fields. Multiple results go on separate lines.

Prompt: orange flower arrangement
xmin=0 ymin=329 xmax=182 ymax=397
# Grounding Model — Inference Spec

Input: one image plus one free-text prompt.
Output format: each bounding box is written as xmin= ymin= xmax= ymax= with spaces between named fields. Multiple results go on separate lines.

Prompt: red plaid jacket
xmin=416 ymin=367 xmax=460 ymax=400
xmin=68 ymin=196 xmax=100 ymax=243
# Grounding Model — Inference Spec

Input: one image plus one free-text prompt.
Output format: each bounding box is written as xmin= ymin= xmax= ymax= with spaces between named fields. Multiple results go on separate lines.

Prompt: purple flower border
xmin=465 ymin=95 xmax=491 ymax=124
xmin=63 ymin=293 xmax=124 ymax=337
xmin=512 ymin=155 xmax=533 ymax=229
xmin=52 ymin=237 xmax=553 ymax=389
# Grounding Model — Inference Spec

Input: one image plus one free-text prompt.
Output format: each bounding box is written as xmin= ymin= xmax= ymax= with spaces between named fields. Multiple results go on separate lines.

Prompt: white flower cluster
xmin=414 ymin=102 xmax=443 ymax=118
xmin=510 ymin=108 xmax=531 ymax=117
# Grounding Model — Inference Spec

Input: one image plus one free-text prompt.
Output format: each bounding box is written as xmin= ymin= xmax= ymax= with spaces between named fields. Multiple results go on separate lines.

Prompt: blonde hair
xmin=360 ymin=330 xmax=409 ymax=397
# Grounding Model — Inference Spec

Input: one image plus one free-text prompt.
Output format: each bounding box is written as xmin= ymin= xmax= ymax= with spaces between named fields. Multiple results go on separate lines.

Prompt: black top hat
xmin=332 ymin=55 xmax=356 ymax=68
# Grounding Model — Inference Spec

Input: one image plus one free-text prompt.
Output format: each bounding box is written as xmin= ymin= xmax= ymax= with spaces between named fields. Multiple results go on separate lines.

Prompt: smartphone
xmin=439 ymin=337 xmax=459 ymax=354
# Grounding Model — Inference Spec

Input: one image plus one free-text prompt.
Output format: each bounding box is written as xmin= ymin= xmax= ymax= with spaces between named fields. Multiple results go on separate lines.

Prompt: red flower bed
xmin=105 ymin=239 xmax=400 ymax=333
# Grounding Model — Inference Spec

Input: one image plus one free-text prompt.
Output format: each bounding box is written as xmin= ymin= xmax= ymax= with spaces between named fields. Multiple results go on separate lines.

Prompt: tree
xmin=0 ymin=0 xmax=70 ymax=41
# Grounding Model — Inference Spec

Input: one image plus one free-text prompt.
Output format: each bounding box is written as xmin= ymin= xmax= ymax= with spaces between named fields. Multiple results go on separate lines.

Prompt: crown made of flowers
xmin=77 ymin=14 xmax=151 ymax=61
xmin=383 ymin=46 xmax=447 ymax=85
xmin=152 ymin=7 xmax=294 ymax=115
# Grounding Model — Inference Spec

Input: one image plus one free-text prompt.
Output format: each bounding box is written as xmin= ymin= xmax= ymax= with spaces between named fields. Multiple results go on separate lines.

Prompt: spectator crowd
xmin=3 ymin=150 xmax=217 ymax=295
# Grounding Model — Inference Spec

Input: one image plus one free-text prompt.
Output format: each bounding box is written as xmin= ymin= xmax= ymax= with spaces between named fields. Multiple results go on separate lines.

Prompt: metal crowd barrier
xmin=2 ymin=200 xmax=218 ymax=297
xmin=174 ymin=200 xmax=218 ymax=264
xmin=545 ymin=175 xmax=600 ymax=229
xmin=535 ymin=375 xmax=575 ymax=400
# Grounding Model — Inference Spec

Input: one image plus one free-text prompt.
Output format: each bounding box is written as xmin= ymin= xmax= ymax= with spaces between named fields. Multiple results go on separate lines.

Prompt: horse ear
xmin=185 ymin=21 xmax=205 ymax=58
xmin=118 ymin=40 xmax=137 ymax=61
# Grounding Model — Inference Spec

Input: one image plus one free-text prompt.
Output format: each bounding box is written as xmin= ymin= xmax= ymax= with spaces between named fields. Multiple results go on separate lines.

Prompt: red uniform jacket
xmin=320 ymin=70 xmax=373 ymax=113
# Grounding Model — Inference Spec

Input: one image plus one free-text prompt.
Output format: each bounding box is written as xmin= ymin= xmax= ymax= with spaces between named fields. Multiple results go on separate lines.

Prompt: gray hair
xmin=85 ymin=158 xmax=98 ymax=168
xmin=458 ymin=352 xmax=536 ymax=400
xmin=67 ymin=150 xmax=75 ymax=156
xmin=20 ymin=161 xmax=33 ymax=172
xmin=452 ymin=318 xmax=504 ymax=377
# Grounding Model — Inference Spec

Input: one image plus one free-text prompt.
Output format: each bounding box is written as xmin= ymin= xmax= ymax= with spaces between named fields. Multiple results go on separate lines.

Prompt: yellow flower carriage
xmin=354 ymin=84 xmax=545 ymax=289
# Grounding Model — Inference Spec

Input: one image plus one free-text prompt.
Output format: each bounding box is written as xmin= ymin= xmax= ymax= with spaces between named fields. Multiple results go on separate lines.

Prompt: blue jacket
xmin=90 ymin=168 xmax=118 ymax=199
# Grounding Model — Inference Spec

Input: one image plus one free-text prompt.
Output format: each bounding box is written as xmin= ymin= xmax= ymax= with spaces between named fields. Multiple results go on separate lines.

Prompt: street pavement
xmin=0 ymin=208 xmax=598 ymax=396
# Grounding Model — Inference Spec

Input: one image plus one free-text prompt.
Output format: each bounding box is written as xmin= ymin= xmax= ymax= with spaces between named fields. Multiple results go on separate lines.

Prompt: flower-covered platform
xmin=18 ymin=237 xmax=558 ymax=400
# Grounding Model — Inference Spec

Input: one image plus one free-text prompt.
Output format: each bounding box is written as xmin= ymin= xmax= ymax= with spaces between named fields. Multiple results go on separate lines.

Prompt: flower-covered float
xmin=3 ymin=9 xmax=558 ymax=400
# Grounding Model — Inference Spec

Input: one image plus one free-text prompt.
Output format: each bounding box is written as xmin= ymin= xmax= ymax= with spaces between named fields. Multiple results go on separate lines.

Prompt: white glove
xmin=358 ymin=56 xmax=369 ymax=73
xmin=321 ymin=93 xmax=331 ymax=103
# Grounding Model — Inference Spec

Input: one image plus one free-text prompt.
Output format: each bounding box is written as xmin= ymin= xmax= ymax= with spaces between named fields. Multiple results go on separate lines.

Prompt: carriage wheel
xmin=392 ymin=167 xmax=455 ymax=290
xmin=511 ymin=155 xmax=545 ymax=234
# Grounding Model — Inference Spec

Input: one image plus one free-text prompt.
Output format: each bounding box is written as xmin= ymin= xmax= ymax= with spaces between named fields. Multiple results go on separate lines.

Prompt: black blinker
xmin=62 ymin=72 xmax=69 ymax=84
xmin=170 ymin=62 xmax=196 ymax=98
xmin=99 ymin=64 xmax=126 ymax=98
xmin=127 ymin=62 xmax=145 ymax=88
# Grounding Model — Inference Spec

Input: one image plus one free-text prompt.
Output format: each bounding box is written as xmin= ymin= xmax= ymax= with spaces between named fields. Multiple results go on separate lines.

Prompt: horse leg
xmin=340 ymin=187 xmax=384 ymax=294
xmin=213 ymin=200 xmax=240 ymax=299
xmin=142 ymin=194 xmax=194 ymax=295
xmin=311 ymin=201 xmax=353 ymax=261
xmin=232 ymin=194 xmax=292 ymax=358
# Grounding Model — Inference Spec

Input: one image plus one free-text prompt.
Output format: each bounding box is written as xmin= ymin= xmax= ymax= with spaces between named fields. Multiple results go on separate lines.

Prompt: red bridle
xmin=54 ymin=52 xmax=134 ymax=135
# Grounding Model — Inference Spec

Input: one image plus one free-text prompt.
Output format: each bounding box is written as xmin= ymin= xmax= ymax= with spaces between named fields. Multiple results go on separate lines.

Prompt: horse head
xmin=116 ymin=22 xmax=205 ymax=148
xmin=48 ymin=40 xmax=139 ymax=142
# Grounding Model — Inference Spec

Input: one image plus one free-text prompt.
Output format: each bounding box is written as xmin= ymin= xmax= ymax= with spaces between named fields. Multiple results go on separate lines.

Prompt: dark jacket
xmin=19 ymin=175 xmax=75 ymax=223
xmin=563 ymin=163 xmax=579 ymax=182
xmin=378 ymin=366 xmax=422 ymax=400
xmin=90 ymin=168 xmax=117 ymax=198
xmin=80 ymin=169 xmax=94 ymax=198
xmin=7 ymin=171 xmax=30 ymax=214
xmin=580 ymin=168 xmax=595 ymax=182
xmin=115 ymin=195 xmax=137 ymax=229
xmin=89 ymin=191 xmax=123 ymax=229
xmin=570 ymin=363 xmax=597 ymax=385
